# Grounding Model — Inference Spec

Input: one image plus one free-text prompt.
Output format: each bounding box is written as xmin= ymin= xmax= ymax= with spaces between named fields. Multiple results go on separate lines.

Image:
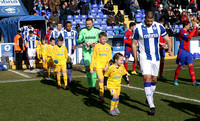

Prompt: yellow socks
xmin=48 ymin=68 xmax=51 ymax=76
xmin=63 ymin=72 xmax=67 ymax=86
xmin=99 ymin=83 xmax=104 ymax=97
xmin=57 ymin=73 xmax=61 ymax=86
xmin=110 ymin=98 xmax=119 ymax=111
xmin=110 ymin=99 xmax=115 ymax=111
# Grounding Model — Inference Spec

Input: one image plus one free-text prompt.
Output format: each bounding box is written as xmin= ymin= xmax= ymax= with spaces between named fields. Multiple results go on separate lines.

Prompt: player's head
xmin=129 ymin=22 xmax=136 ymax=30
xmin=99 ymin=32 xmax=107 ymax=45
xmin=158 ymin=16 xmax=165 ymax=25
xmin=57 ymin=22 xmax=62 ymax=31
xmin=50 ymin=37 xmax=55 ymax=46
xmin=183 ymin=21 xmax=190 ymax=30
xmin=57 ymin=36 xmax=63 ymax=46
xmin=28 ymin=24 xmax=32 ymax=28
xmin=145 ymin=11 xmax=155 ymax=27
xmin=17 ymin=30 xmax=21 ymax=35
xmin=86 ymin=18 xmax=93 ymax=30
xmin=42 ymin=38 xmax=46 ymax=44
xmin=65 ymin=21 xmax=72 ymax=31
xmin=29 ymin=31 xmax=33 ymax=37
xmin=110 ymin=53 xmax=124 ymax=66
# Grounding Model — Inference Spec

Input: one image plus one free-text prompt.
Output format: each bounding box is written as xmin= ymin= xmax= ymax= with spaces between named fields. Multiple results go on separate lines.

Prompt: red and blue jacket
xmin=124 ymin=29 xmax=133 ymax=51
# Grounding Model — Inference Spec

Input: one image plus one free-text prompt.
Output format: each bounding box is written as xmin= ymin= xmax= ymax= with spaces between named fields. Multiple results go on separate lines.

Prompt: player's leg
xmin=159 ymin=48 xmax=166 ymax=79
xmin=124 ymin=51 xmax=130 ymax=75
xmin=62 ymin=64 xmax=69 ymax=90
xmin=187 ymin=53 xmax=200 ymax=85
xmin=47 ymin=58 xmax=51 ymax=77
xmin=67 ymin=69 xmax=72 ymax=83
xmin=131 ymin=51 xmax=138 ymax=75
xmin=109 ymin=88 xmax=119 ymax=116
xmin=56 ymin=65 xmax=61 ymax=89
xmin=96 ymin=68 xmax=105 ymax=102
xmin=114 ymin=88 xmax=121 ymax=114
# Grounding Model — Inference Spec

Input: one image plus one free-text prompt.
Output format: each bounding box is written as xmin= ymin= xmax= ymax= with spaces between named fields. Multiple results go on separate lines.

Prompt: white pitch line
xmin=8 ymin=69 xmax=31 ymax=78
xmin=164 ymin=67 xmax=200 ymax=71
xmin=121 ymin=84 xmax=200 ymax=103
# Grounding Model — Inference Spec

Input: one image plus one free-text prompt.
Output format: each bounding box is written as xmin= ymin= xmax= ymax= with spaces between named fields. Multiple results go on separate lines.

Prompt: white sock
xmin=29 ymin=59 xmax=33 ymax=67
xmin=67 ymin=69 xmax=72 ymax=82
xmin=151 ymin=83 xmax=156 ymax=102
xmin=144 ymin=82 xmax=155 ymax=108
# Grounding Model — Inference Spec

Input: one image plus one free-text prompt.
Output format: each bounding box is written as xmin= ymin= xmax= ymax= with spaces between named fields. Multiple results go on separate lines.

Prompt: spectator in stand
xmin=60 ymin=3 xmax=70 ymax=27
xmin=155 ymin=5 xmax=163 ymax=22
xmin=43 ymin=0 xmax=50 ymax=10
xmin=41 ymin=12 xmax=48 ymax=22
xmin=114 ymin=24 xmax=128 ymax=35
xmin=174 ymin=6 xmax=181 ymax=23
xmin=180 ymin=11 xmax=189 ymax=23
xmin=107 ymin=13 xmax=116 ymax=26
xmin=190 ymin=0 xmax=198 ymax=13
xmin=103 ymin=1 xmax=114 ymax=15
xmin=169 ymin=0 xmax=180 ymax=8
xmin=70 ymin=0 xmax=79 ymax=15
xmin=49 ymin=0 xmax=60 ymax=13
xmin=38 ymin=1 xmax=44 ymax=11
xmin=96 ymin=0 xmax=104 ymax=4
xmin=130 ymin=1 xmax=140 ymax=20
xmin=115 ymin=11 xmax=124 ymax=26
xmin=49 ymin=11 xmax=60 ymax=27
xmin=80 ymin=0 xmax=90 ymax=15
xmin=155 ymin=0 xmax=161 ymax=8
xmin=167 ymin=6 xmax=176 ymax=25
xmin=164 ymin=23 xmax=174 ymax=36
xmin=73 ymin=23 xmax=81 ymax=35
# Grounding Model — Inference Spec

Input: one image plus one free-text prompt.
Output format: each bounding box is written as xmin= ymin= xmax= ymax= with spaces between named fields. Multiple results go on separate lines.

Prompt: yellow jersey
xmin=47 ymin=44 xmax=54 ymax=58
xmin=90 ymin=43 xmax=112 ymax=70
xmin=41 ymin=44 xmax=48 ymax=59
xmin=52 ymin=45 xmax=68 ymax=65
xmin=104 ymin=64 xmax=127 ymax=88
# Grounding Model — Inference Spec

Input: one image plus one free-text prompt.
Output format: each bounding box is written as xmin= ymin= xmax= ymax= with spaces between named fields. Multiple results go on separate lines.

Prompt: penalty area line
xmin=8 ymin=69 xmax=31 ymax=78
xmin=121 ymin=84 xmax=200 ymax=103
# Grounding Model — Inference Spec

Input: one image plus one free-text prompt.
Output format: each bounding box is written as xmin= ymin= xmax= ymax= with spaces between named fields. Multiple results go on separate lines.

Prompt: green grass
xmin=0 ymin=59 xmax=200 ymax=121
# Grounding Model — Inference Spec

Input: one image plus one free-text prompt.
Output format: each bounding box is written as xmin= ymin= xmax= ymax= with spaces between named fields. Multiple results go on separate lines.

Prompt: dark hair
xmin=50 ymin=37 xmax=55 ymax=42
xmin=86 ymin=17 xmax=93 ymax=22
xmin=57 ymin=36 xmax=63 ymax=42
xmin=183 ymin=21 xmax=190 ymax=28
xmin=57 ymin=22 xmax=62 ymax=25
xmin=129 ymin=22 xmax=136 ymax=28
xmin=17 ymin=30 xmax=21 ymax=34
xmin=29 ymin=30 xmax=33 ymax=34
xmin=158 ymin=17 xmax=165 ymax=23
xmin=49 ymin=27 xmax=54 ymax=30
xmin=66 ymin=21 xmax=72 ymax=24
xmin=145 ymin=11 xmax=155 ymax=19
xmin=109 ymin=52 xmax=123 ymax=65
xmin=99 ymin=32 xmax=107 ymax=38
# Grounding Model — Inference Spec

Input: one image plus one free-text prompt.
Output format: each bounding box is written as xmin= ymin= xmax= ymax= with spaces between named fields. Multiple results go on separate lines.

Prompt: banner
xmin=0 ymin=0 xmax=26 ymax=16
xmin=0 ymin=43 xmax=14 ymax=61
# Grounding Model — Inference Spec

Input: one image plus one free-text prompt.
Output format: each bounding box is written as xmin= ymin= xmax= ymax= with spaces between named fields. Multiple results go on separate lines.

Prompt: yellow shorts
xmin=96 ymin=68 xmax=104 ymax=79
xmin=56 ymin=64 xmax=67 ymax=72
xmin=47 ymin=57 xmax=54 ymax=66
xmin=108 ymin=88 xmax=121 ymax=96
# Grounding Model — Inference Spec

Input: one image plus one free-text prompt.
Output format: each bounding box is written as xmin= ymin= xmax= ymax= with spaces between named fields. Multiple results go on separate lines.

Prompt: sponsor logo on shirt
xmin=57 ymin=54 xmax=63 ymax=56
xmin=99 ymin=54 xmax=107 ymax=56
xmin=113 ymin=76 xmax=121 ymax=79
xmin=85 ymin=36 xmax=96 ymax=39
xmin=144 ymin=33 xmax=159 ymax=39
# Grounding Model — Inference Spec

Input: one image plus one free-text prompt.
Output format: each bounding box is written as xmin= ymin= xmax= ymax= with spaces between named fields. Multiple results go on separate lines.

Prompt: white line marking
xmin=164 ymin=67 xmax=200 ymax=71
xmin=8 ymin=69 xmax=31 ymax=78
xmin=121 ymin=84 xmax=200 ymax=103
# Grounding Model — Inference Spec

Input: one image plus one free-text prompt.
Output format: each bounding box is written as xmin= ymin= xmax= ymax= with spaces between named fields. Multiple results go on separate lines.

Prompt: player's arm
xmin=106 ymin=46 xmax=112 ymax=68
xmin=132 ymin=26 xmax=139 ymax=68
xmin=104 ymin=67 xmax=111 ymax=87
xmin=124 ymin=32 xmax=132 ymax=45
xmin=76 ymin=30 xmax=84 ymax=44
xmin=122 ymin=74 xmax=130 ymax=85
xmin=36 ymin=36 xmax=40 ymax=47
xmin=90 ymin=46 xmax=97 ymax=71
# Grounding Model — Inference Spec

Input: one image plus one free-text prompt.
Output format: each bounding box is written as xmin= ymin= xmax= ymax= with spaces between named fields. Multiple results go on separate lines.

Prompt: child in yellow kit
xmin=104 ymin=53 xmax=130 ymax=116
xmin=36 ymin=39 xmax=41 ymax=60
xmin=46 ymin=38 xmax=56 ymax=78
xmin=52 ymin=36 xmax=69 ymax=90
xmin=40 ymin=38 xmax=48 ymax=70
xmin=90 ymin=32 xmax=112 ymax=103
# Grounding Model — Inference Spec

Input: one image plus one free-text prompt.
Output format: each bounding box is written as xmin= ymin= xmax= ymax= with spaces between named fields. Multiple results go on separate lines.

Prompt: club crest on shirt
xmin=94 ymin=32 xmax=97 ymax=35
xmin=153 ymin=26 xmax=157 ymax=30
xmin=120 ymin=69 xmax=122 ymax=73
xmin=111 ymin=90 xmax=115 ymax=93
xmin=62 ymin=48 xmax=64 ymax=51
xmin=129 ymin=36 xmax=133 ymax=39
xmin=105 ymin=47 xmax=108 ymax=50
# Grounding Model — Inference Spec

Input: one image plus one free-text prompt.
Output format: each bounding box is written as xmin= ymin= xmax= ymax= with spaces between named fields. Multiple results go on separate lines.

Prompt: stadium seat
xmin=193 ymin=53 xmax=200 ymax=59
xmin=141 ymin=9 xmax=145 ymax=13
xmin=99 ymin=26 xmax=104 ymax=31
xmin=74 ymin=15 xmax=80 ymax=19
xmin=92 ymin=4 xmax=98 ymax=8
xmin=175 ymin=25 xmax=179 ymax=29
xmin=80 ymin=25 xmax=85 ymax=29
xmin=74 ymin=19 xmax=80 ymax=23
xmin=72 ymin=21 xmax=77 ymax=26
xmin=67 ymin=15 xmax=73 ymax=20
xmin=93 ymin=21 xmax=100 ymax=25
xmin=96 ymin=19 xmax=102 ymax=24
xmin=81 ymin=15 xmax=87 ymax=19
xmin=89 ymin=13 xmax=97 ymax=17
xmin=142 ymin=14 xmax=145 ymax=18
xmin=93 ymin=8 xmax=99 ymax=12
xmin=135 ymin=14 xmax=142 ymax=23
xmin=95 ymin=14 xmax=102 ymax=19
xmin=113 ymin=26 xmax=118 ymax=30
xmin=40 ymin=10 xmax=46 ymax=14
xmin=102 ymin=15 xmax=108 ymax=19
xmin=90 ymin=9 xmax=96 ymax=13
xmin=81 ymin=19 xmax=86 ymax=23
xmin=137 ymin=9 xmax=142 ymax=13
xmin=79 ymin=21 xmax=84 ymax=25
xmin=99 ymin=4 xmax=104 ymax=8
xmin=169 ymin=25 xmax=172 ymax=29
xmin=107 ymin=31 xmax=114 ymax=36
xmin=97 ymin=9 xmax=102 ymax=13
xmin=98 ymin=13 xmax=103 ymax=16
xmin=179 ymin=24 xmax=183 ymax=29
xmin=106 ymin=26 xmax=113 ymax=31
xmin=68 ymin=19 xmax=73 ymax=23
xmin=176 ymin=29 xmax=180 ymax=33
xmin=94 ymin=25 xmax=101 ymax=28
xmin=101 ymin=20 xmax=107 ymax=25
xmin=101 ymin=25 xmax=107 ymax=30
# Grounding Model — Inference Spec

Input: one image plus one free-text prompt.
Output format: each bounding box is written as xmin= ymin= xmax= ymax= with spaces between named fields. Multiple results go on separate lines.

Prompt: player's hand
xmin=103 ymin=66 xmax=108 ymax=72
xmin=135 ymin=60 xmax=140 ymax=69
xmin=168 ymin=51 xmax=173 ymax=56
xmin=85 ymin=41 xmax=90 ymax=46
xmin=54 ymin=60 xmax=58 ymax=64
xmin=192 ymin=21 xmax=197 ymax=28
xmin=127 ymin=84 xmax=130 ymax=87
xmin=104 ymin=86 xmax=107 ymax=90
xmin=73 ymin=46 xmax=77 ymax=50
xmin=79 ymin=44 xmax=83 ymax=47
xmin=90 ymin=69 xmax=94 ymax=74
xmin=21 ymin=50 xmax=23 ymax=53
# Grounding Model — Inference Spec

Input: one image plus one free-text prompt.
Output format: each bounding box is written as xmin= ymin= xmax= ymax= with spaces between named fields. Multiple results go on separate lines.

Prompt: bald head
xmin=145 ymin=11 xmax=155 ymax=27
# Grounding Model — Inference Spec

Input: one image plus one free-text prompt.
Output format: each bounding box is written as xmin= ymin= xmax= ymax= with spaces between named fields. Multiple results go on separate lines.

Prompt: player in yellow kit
xmin=90 ymin=32 xmax=112 ymax=103
xmin=36 ymin=39 xmax=41 ymax=60
xmin=104 ymin=53 xmax=130 ymax=116
xmin=40 ymin=38 xmax=48 ymax=70
xmin=47 ymin=38 xmax=56 ymax=78
xmin=52 ymin=36 xmax=69 ymax=90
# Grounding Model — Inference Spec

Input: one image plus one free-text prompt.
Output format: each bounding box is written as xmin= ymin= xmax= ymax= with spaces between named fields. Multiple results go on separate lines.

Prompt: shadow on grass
xmin=40 ymin=78 xmax=57 ymax=87
xmin=161 ymin=99 xmax=200 ymax=120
